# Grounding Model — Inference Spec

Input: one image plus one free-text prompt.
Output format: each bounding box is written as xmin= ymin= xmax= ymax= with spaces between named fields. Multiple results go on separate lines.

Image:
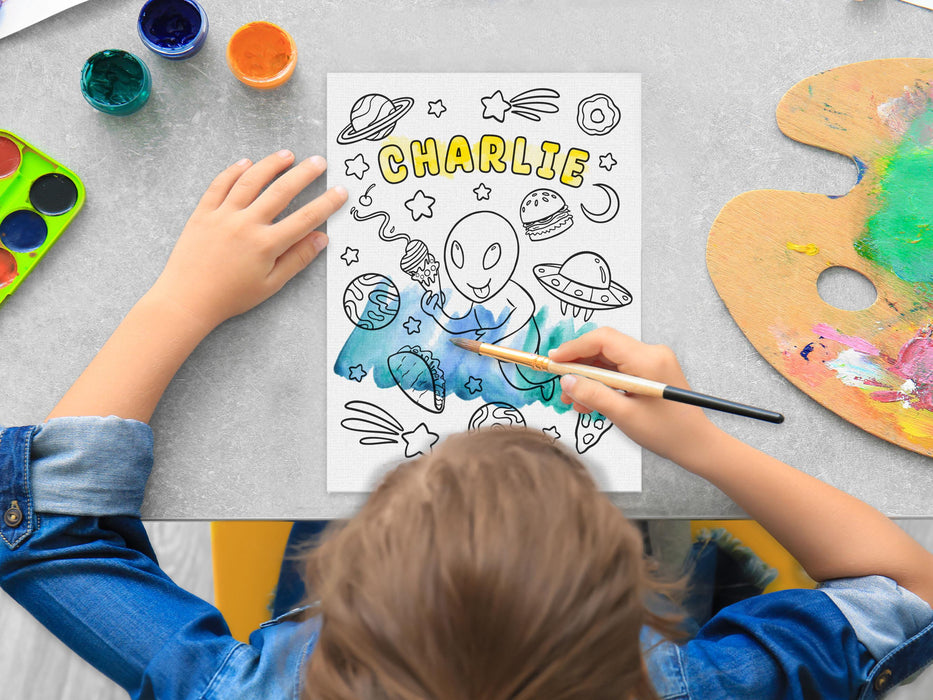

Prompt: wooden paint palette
xmin=0 ymin=130 xmax=85 ymax=306
xmin=707 ymin=58 xmax=933 ymax=457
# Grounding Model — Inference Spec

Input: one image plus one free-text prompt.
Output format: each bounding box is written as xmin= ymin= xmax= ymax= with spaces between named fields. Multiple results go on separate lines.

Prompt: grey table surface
xmin=1 ymin=0 xmax=931 ymax=519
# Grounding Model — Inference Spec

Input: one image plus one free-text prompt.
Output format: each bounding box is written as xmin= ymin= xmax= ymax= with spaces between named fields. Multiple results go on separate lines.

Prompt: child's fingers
xmin=249 ymin=156 xmax=328 ymax=221
xmin=549 ymin=327 xmax=639 ymax=369
xmin=196 ymin=159 xmax=251 ymax=212
xmin=559 ymin=374 xmax=631 ymax=423
xmin=269 ymin=232 xmax=329 ymax=289
xmin=272 ymin=186 xmax=348 ymax=253
xmin=224 ymin=150 xmax=296 ymax=210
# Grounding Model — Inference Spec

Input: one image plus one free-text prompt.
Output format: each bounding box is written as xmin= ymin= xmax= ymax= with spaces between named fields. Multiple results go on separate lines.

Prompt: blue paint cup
xmin=137 ymin=0 xmax=208 ymax=60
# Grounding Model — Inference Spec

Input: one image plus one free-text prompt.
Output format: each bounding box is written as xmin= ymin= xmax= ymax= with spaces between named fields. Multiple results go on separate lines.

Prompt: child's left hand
xmin=150 ymin=150 xmax=347 ymax=329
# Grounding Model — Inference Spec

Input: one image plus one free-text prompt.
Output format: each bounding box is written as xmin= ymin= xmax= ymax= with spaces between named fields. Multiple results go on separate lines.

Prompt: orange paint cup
xmin=226 ymin=21 xmax=297 ymax=89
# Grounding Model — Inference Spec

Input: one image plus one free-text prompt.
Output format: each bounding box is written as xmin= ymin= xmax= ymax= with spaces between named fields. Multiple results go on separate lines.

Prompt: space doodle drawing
xmin=326 ymin=73 xmax=642 ymax=493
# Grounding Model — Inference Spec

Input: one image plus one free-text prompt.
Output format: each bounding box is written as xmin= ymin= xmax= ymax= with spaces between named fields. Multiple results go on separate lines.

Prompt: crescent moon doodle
xmin=580 ymin=183 xmax=620 ymax=224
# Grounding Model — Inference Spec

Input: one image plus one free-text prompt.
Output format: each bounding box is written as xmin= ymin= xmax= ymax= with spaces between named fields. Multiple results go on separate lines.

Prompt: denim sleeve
xmin=0 ymin=418 xmax=304 ymax=700
xmin=819 ymin=576 xmax=933 ymax=662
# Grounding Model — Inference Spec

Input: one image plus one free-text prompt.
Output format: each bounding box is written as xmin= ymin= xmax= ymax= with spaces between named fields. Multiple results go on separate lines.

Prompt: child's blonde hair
xmin=302 ymin=428 xmax=682 ymax=699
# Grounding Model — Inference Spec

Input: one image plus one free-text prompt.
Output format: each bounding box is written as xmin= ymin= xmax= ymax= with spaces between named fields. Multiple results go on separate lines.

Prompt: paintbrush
xmin=449 ymin=338 xmax=784 ymax=424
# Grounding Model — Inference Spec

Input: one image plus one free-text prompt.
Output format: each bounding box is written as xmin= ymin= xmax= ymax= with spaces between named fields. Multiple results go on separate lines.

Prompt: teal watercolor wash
xmin=80 ymin=50 xmax=152 ymax=115
xmin=856 ymin=106 xmax=933 ymax=282
xmin=335 ymin=284 xmax=596 ymax=412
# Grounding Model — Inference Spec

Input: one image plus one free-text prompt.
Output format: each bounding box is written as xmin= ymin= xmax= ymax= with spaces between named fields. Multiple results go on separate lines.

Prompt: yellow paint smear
xmin=786 ymin=242 xmax=819 ymax=255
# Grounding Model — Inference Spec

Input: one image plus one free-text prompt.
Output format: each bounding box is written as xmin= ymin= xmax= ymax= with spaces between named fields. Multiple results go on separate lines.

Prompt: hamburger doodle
xmin=350 ymin=208 xmax=440 ymax=294
xmin=341 ymin=401 xmax=439 ymax=458
xmin=420 ymin=210 xmax=556 ymax=401
xmin=387 ymin=345 xmax=446 ymax=414
xmin=336 ymin=93 xmax=414 ymax=144
xmin=481 ymin=87 xmax=560 ymax=123
xmin=579 ymin=183 xmax=620 ymax=224
xmin=577 ymin=93 xmax=621 ymax=136
xmin=533 ymin=251 xmax=633 ymax=321
xmin=343 ymin=273 xmax=400 ymax=330
xmin=520 ymin=188 xmax=574 ymax=241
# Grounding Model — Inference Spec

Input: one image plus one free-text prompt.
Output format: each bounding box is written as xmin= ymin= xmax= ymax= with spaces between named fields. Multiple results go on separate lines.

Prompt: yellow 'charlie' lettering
xmin=560 ymin=148 xmax=589 ymax=187
xmin=410 ymin=138 xmax=440 ymax=178
xmin=379 ymin=145 xmax=407 ymax=184
xmin=445 ymin=135 xmax=474 ymax=174
xmin=479 ymin=135 xmax=507 ymax=173
xmin=376 ymin=136 xmax=589 ymax=187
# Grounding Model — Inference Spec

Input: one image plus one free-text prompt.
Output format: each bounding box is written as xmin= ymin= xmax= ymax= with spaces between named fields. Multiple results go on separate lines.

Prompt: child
xmin=1 ymin=151 xmax=931 ymax=699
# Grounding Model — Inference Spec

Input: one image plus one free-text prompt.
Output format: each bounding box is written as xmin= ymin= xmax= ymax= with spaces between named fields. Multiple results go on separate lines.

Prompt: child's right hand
xmin=150 ymin=150 xmax=348 ymax=330
xmin=550 ymin=328 xmax=721 ymax=468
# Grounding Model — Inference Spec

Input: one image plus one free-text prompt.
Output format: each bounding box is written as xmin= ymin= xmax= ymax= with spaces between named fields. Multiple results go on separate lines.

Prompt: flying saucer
xmin=533 ymin=251 xmax=632 ymax=321
xmin=337 ymin=93 xmax=414 ymax=144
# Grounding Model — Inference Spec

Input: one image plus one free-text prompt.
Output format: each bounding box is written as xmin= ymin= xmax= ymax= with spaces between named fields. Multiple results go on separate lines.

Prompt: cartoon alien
xmin=421 ymin=210 xmax=556 ymax=401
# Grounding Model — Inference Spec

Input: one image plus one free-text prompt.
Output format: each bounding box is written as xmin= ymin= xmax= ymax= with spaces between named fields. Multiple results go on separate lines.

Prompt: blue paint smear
xmin=828 ymin=156 xmax=869 ymax=200
xmin=335 ymin=283 xmax=598 ymax=413
xmin=853 ymin=155 xmax=867 ymax=184
xmin=800 ymin=342 xmax=814 ymax=360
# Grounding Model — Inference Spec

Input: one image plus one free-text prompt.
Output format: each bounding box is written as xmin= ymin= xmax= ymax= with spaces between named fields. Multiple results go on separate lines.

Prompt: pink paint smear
xmin=812 ymin=323 xmax=881 ymax=355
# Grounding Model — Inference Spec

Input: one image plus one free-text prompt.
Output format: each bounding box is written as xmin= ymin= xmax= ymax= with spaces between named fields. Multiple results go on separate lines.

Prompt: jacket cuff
xmin=29 ymin=416 xmax=154 ymax=517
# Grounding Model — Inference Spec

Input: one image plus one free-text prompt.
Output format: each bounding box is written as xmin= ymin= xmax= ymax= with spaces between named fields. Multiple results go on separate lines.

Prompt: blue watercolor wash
xmin=335 ymin=283 xmax=597 ymax=413
xmin=138 ymin=0 xmax=208 ymax=60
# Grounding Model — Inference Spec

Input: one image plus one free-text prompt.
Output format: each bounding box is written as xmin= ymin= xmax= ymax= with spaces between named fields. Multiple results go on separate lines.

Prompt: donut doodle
xmin=467 ymin=402 xmax=526 ymax=432
xmin=343 ymin=273 xmax=400 ymax=330
xmin=387 ymin=345 xmax=446 ymax=413
xmin=576 ymin=93 xmax=621 ymax=136
xmin=575 ymin=411 xmax=613 ymax=454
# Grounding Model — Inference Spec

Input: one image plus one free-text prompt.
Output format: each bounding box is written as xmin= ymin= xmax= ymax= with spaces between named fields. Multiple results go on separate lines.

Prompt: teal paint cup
xmin=80 ymin=50 xmax=152 ymax=115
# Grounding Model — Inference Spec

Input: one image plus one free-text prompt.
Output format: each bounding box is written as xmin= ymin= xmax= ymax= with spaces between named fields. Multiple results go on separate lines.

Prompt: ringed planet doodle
xmin=337 ymin=93 xmax=414 ymax=144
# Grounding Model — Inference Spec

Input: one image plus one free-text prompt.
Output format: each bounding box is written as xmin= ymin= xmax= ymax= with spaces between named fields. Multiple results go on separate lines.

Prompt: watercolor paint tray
xmin=0 ymin=130 xmax=85 ymax=305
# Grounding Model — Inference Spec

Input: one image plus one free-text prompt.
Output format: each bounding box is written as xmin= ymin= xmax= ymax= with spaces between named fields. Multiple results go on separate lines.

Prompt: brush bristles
xmin=450 ymin=338 xmax=483 ymax=353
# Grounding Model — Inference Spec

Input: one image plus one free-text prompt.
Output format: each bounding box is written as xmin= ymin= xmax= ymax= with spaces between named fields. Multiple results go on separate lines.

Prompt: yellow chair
xmin=210 ymin=519 xmax=812 ymax=644
xmin=690 ymin=519 xmax=815 ymax=593
xmin=211 ymin=521 xmax=294 ymax=643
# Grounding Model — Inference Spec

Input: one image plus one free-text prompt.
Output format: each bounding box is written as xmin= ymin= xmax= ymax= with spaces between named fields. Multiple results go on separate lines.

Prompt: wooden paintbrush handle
xmin=547 ymin=361 xmax=666 ymax=396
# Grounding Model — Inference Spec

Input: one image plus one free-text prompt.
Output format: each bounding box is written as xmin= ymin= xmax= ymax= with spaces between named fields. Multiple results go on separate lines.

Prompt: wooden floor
xmin=1 ymin=520 xmax=932 ymax=698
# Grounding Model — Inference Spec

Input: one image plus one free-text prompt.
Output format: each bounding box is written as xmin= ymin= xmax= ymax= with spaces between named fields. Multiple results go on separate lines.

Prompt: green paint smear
xmin=856 ymin=107 xmax=933 ymax=282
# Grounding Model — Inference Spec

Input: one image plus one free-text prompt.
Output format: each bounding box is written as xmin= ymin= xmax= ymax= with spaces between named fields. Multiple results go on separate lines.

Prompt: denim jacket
xmin=0 ymin=416 xmax=931 ymax=699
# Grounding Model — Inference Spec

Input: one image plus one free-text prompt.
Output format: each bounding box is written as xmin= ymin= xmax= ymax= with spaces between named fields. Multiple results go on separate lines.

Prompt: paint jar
xmin=226 ymin=21 xmax=297 ymax=90
xmin=138 ymin=0 xmax=208 ymax=60
xmin=80 ymin=50 xmax=152 ymax=116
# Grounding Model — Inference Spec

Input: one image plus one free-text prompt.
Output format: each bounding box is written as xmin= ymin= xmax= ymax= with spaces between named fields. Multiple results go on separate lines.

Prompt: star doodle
xmin=403 ymin=316 xmax=421 ymax=335
xmin=340 ymin=247 xmax=359 ymax=266
xmin=404 ymin=189 xmax=436 ymax=221
xmin=401 ymin=422 xmax=439 ymax=458
xmin=344 ymin=153 xmax=370 ymax=180
xmin=542 ymin=426 xmax=561 ymax=442
xmin=473 ymin=183 xmax=492 ymax=201
xmin=348 ymin=364 xmax=367 ymax=382
xmin=481 ymin=90 xmax=511 ymax=122
xmin=427 ymin=99 xmax=447 ymax=118
xmin=598 ymin=153 xmax=617 ymax=171
xmin=464 ymin=376 xmax=483 ymax=395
